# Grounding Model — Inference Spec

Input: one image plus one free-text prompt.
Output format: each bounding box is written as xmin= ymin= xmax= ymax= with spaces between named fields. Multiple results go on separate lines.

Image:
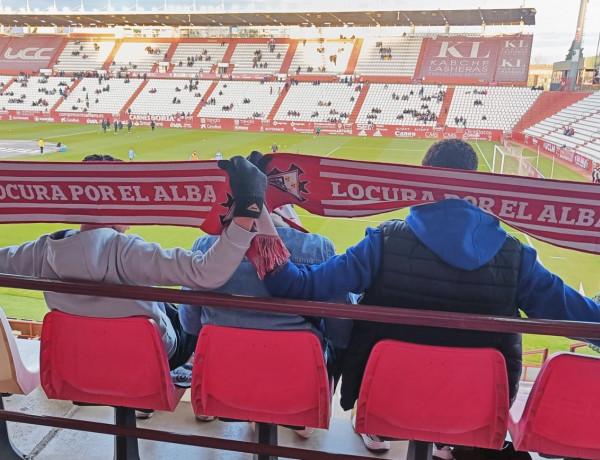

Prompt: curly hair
xmin=421 ymin=139 xmax=478 ymax=171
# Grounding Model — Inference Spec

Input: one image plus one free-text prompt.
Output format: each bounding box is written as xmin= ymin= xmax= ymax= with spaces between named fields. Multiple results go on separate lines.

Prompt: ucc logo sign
xmin=3 ymin=47 xmax=55 ymax=60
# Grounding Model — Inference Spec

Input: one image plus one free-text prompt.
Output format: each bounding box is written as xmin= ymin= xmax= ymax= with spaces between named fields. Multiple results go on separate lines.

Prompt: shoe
xmin=134 ymin=409 xmax=154 ymax=419
xmin=433 ymin=445 xmax=454 ymax=460
xmin=293 ymin=427 xmax=315 ymax=439
xmin=351 ymin=414 xmax=390 ymax=452
xmin=195 ymin=414 xmax=215 ymax=422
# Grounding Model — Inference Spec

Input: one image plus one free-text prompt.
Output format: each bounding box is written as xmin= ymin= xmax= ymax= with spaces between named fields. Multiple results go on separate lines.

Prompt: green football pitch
xmin=1 ymin=120 xmax=599 ymax=356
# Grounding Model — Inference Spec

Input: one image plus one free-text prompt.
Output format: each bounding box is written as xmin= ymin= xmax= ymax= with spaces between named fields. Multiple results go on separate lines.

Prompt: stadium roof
xmin=0 ymin=8 xmax=535 ymax=28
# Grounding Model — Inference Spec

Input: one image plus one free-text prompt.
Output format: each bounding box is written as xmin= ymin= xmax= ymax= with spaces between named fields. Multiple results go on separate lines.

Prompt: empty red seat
xmin=509 ymin=352 xmax=600 ymax=459
xmin=41 ymin=311 xmax=185 ymax=459
xmin=355 ymin=340 xmax=509 ymax=454
xmin=192 ymin=325 xmax=330 ymax=429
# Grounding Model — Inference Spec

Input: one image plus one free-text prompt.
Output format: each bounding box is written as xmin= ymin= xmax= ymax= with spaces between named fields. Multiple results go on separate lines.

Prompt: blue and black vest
xmin=340 ymin=219 xmax=523 ymax=410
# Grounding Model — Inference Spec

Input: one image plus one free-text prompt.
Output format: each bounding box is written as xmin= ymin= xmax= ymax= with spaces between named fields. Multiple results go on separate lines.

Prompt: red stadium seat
xmin=41 ymin=311 xmax=185 ymax=460
xmin=509 ymin=352 xmax=600 ymax=460
xmin=354 ymin=340 xmax=510 ymax=460
xmin=191 ymin=325 xmax=330 ymax=459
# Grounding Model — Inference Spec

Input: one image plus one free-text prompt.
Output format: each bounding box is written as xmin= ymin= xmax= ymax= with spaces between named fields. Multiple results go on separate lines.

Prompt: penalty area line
xmin=325 ymin=146 xmax=341 ymax=157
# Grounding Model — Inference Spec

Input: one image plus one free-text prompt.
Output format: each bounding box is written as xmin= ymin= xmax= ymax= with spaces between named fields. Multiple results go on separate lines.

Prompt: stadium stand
xmin=355 ymin=83 xmax=447 ymax=126
xmin=198 ymin=80 xmax=285 ymax=119
xmin=54 ymin=77 xmax=143 ymax=113
xmin=354 ymin=36 xmax=423 ymax=77
xmin=170 ymin=42 xmax=228 ymax=74
xmin=109 ymin=42 xmax=166 ymax=73
xmin=274 ymin=82 xmax=357 ymax=122
xmin=447 ymin=86 xmax=543 ymax=131
xmin=54 ymin=40 xmax=115 ymax=72
xmin=0 ymin=76 xmax=69 ymax=111
xmin=289 ymin=39 xmax=354 ymax=75
xmin=523 ymin=91 xmax=600 ymax=158
xmin=129 ymin=78 xmax=212 ymax=116
xmin=0 ymin=75 xmax=13 ymax=89
xmin=229 ymin=41 xmax=288 ymax=74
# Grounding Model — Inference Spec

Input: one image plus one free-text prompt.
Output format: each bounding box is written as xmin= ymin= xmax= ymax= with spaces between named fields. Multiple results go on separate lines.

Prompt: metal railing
xmin=1 ymin=273 xmax=600 ymax=459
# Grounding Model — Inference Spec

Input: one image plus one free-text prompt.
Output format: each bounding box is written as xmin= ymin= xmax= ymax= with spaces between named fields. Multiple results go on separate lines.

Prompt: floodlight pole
xmin=568 ymin=0 xmax=589 ymax=91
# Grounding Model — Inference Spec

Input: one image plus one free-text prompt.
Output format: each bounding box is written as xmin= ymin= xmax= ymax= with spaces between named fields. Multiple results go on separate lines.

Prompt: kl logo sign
xmin=435 ymin=42 xmax=490 ymax=58
xmin=3 ymin=47 xmax=55 ymax=60
xmin=503 ymin=40 xmax=530 ymax=49
xmin=501 ymin=59 xmax=526 ymax=68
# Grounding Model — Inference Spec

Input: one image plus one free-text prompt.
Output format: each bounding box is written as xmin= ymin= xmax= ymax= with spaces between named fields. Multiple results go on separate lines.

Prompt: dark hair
xmin=82 ymin=154 xmax=122 ymax=162
xmin=421 ymin=139 xmax=478 ymax=171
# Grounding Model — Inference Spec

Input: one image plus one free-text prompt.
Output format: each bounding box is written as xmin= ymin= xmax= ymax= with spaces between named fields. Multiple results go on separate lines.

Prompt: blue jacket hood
xmin=405 ymin=199 xmax=507 ymax=271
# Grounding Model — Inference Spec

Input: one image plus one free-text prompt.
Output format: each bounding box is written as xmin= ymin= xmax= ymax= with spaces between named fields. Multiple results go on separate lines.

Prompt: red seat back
xmin=355 ymin=340 xmax=509 ymax=449
xmin=41 ymin=310 xmax=183 ymax=411
xmin=510 ymin=352 xmax=600 ymax=459
xmin=191 ymin=325 xmax=330 ymax=428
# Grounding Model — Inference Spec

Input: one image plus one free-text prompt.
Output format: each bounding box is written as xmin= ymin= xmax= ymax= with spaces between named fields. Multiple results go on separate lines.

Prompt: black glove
xmin=218 ymin=155 xmax=266 ymax=218
xmin=247 ymin=150 xmax=271 ymax=173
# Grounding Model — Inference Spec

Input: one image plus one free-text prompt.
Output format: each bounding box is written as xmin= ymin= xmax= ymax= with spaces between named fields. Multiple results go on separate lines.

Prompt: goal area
xmin=490 ymin=143 xmax=545 ymax=179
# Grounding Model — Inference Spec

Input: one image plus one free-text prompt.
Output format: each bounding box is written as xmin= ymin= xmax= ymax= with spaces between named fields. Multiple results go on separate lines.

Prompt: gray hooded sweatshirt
xmin=0 ymin=222 xmax=255 ymax=357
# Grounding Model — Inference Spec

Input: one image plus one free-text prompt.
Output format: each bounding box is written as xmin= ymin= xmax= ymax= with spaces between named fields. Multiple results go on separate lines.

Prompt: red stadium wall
xmin=0 ymin=35 xmax=67 ymax=74
xmin=0 ymin=108 xmax=503 ymax=142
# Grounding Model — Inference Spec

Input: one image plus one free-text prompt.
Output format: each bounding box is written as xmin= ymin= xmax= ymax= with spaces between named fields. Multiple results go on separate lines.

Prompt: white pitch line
xmin=325 ymin=146 xmax=341 ymax=157
xmin=33 ymin=129 xmax=101 ymax=140
xmin=523 ymin=233 xmax=543 ymax=264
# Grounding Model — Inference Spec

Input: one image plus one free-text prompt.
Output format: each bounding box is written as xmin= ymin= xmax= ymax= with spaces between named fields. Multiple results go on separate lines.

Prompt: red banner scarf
xmin=1 ymin=154 xmax=600 ymax=255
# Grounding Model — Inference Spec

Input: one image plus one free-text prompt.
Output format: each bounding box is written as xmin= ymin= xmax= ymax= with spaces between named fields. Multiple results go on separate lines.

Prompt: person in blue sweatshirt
xmin=263 ymin=139 xmax=600 ymax=416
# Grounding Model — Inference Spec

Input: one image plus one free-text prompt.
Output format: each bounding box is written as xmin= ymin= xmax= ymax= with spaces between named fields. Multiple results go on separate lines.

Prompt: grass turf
xmin=1 ymin=121 xmax=599 ymax=355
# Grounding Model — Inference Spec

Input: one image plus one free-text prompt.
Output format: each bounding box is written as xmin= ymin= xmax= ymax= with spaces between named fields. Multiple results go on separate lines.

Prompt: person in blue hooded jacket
xmin=263 ymin=139 xmax=600 ymax=415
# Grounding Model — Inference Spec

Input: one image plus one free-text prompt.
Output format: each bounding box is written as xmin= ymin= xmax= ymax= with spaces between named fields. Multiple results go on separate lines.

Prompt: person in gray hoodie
xmin=0 ymin=154 xmax=265 ymax=371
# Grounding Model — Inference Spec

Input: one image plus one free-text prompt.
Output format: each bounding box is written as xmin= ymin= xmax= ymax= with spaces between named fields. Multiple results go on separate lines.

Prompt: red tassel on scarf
xmin=245 ymin=207 xmax=290 ymax=279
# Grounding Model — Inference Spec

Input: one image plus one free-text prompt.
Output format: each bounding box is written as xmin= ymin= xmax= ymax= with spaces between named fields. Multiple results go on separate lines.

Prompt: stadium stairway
xmin=267 ymin=85 xmax=289 ymax=119
xmin=194 ymin=81 xmax=219 ymax=116
xmin=348 ymin=83 xmax=370 ymax=123
xmin=164 ymin=42 xmax=179 ymax=72
xmin=102 ymin=39 xmax=122 ymax=71
xmin=220 ymin=41 xmax=237 ymax=65
xmin=122 ymin=80 xmax=148 ymax=114
xmin=279 ymin=40 xmax=298 ymax=75
xmin=51 ymin=78 xmax=82 ymax=112
xmin=513 ymin=91 xmax=591 ymax=133
xmin=344 ymin=38 xmax=363 ymax=75
xmin=436 ymin=87 xmax=455 ymax=127
xmin=1 ymin=77 xmax=16 ymax=92
xmin=49 ymin=39 xmax=69 ymax=69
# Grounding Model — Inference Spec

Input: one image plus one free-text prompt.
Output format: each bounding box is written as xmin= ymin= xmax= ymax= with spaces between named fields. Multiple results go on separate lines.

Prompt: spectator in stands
xmin=259 ymin=139 xmax=600 ymax=453
xmin=0 ymin=153 xmax=264 ymax=415
xmin=179 ymin=208 xmax=351 ymax=426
